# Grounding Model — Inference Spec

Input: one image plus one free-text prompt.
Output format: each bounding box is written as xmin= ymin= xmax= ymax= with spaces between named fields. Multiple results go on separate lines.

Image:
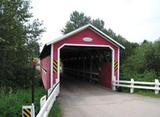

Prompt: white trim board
xmin=57 ymin=43 xmax=115 ymax=87
xmin=117 ymin=47 xmax=120 ymax=81
xmin=46 ymin=24 xmax=125 ymax=49
xmin=50 ymin=44 xmax=53 ymax=88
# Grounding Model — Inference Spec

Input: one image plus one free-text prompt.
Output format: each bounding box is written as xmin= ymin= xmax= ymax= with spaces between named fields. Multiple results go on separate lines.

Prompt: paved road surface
xmin=58 ymin=77 xmax=160 ymax=117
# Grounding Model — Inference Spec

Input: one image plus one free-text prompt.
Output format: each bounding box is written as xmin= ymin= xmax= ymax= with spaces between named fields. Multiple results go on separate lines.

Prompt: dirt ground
xmin=58 ymin=77 xmax=160 ymax=117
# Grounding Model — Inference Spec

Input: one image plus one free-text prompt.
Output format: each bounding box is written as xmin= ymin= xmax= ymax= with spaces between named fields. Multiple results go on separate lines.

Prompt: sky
xmin=31 ymin=0 xmax=160 ymax=47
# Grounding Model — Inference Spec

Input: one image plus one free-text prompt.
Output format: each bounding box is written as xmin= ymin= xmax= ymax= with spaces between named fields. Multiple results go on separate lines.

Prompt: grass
xmin=48 ymin=100 xmax=61 ymax=117
xmin=135 ymin=89 xmax=160 ymax=98
xmin=0 ymin=86 xmax=46 ymax=117
xmin=117 ymin=87 xmax=160 ymax=98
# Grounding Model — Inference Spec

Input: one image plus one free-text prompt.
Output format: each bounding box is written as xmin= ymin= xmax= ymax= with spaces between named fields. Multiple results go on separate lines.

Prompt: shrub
xmin=0 ymin=86 xmax=46 ymax=117
xmin=121 ymin=70 xmax=156 ymax=82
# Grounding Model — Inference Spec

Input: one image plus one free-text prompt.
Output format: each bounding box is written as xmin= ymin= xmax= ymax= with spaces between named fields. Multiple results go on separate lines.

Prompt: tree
xmin=0 ymin=0 xmax=44 ymax=88
xmin=121 ymin=41 xmax=159 ymax=81
xmin=62 ymin=11 xmax=160 ymax=82
xmin=61 ymin=11 xmax=91 ymax=34
xmin=62 ymin=11 xmax=128 ymax=44
xmin=91 ymin=19 xmax=105 ymax=31
xmin=62 ymin=11 xmax=136 ymax=63
xmin=145 ymin=40 xmax=160 ymax=76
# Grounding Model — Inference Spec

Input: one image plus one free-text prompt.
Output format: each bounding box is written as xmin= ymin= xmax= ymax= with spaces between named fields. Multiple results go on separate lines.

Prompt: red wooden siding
xmin=52 ymin=27 xmax=119 ymax=86
xmin=40 ymin=55 xmax=50 ymax=89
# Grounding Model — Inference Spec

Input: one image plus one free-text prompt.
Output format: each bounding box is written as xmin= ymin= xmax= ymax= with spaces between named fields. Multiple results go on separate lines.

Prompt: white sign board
xmin=83 ymin=37 xmax=93 ymax=42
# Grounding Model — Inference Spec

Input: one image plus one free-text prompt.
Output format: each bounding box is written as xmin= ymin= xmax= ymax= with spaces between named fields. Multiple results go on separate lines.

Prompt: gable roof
xmin=46 ymin=24 xmax=125 ymax=49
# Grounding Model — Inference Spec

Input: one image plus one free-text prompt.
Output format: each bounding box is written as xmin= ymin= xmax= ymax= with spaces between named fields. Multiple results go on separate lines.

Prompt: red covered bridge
xmin=40 ymin=24 xmax=125 ymax=91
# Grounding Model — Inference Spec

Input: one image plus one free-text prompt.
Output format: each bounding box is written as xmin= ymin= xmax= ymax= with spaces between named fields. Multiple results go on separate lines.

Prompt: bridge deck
xmin=58 ymin=76 xmax=160 ymax=117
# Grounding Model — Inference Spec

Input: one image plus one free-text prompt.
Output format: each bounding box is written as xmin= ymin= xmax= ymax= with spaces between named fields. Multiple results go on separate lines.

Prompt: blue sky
xmin=31 ymin=0 xmax=160 ymax=46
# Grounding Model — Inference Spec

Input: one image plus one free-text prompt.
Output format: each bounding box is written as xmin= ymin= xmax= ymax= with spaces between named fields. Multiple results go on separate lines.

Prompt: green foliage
xmin=63 ymin=11 xmax=160 ymax=82
xmin=61 ymin=11 xmax=129 ymax=45
xmin=91 ymin=19 xmax=105 ymax=30
xmin=123 ymin=42 xmax=151 ymax=74
xmin=135 ymin=90 xmax=160 ymax=98
xmin=0 ymin=86 xmax=46 ymax=117
xmin=61 ymin=11 xmax=138 ymax=65
xmin=61 ymin=11 xmax=91 ymax=34
xmin=0 ymin=0 xmax=44 ymax=88
xmin=122 ymin=40 xmax=160 ymax=81
xmin=145 ymin=40 xmax=160 ymax=75
xmin=129 ymin=70 xmax=156 ymax=81
xmin=48 ymin=101 xmax=61 ymax=117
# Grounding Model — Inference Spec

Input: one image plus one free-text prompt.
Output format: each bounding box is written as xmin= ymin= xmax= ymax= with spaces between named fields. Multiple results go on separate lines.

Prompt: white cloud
xmin=31 ymin=0 xmax=160 ymax=47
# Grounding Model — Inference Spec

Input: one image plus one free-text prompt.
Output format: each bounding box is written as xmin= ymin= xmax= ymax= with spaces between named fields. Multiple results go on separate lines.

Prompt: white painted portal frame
xmin=57 ymin=43 xmax=115 ymax=86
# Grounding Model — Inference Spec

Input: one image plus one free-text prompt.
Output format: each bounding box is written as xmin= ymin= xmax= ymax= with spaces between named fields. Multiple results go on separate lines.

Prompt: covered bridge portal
xmin=40 ymin=24 xmax=125 ymax=91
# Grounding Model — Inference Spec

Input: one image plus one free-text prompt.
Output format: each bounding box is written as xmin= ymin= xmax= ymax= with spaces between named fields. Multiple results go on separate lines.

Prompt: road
xmin=58 ymin=77 xmax=160 ymax=117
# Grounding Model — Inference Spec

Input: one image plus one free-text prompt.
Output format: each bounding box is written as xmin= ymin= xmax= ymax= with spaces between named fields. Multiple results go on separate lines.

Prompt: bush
xmin=48 ymin=101 xmax=61 ymax=117
xmin=121 ymin=41 xmax=160 ymax=81
xmin=134 ymin=70 xmax=156 ymax=81
xmin=0 ymin=86 xmax=46 ymax=117
xmin=121 ymin=70 xmax=157 ymax=82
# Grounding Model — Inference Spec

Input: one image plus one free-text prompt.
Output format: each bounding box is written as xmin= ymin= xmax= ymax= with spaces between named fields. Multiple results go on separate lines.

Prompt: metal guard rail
xmin=36 ymin=82 xmax=60 ymax=117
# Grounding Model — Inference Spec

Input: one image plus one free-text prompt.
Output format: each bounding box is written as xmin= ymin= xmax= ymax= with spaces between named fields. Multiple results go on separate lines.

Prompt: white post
xmin=32 ymin=103 xmax=35 ymax=117
xmin=40 ymin=95 xmax=47 ymax=109
xmin=112 ymin=77 xmax=116 ymax=91
xmin=130 ymin=79 xmax=134 ymax=93
xmin=155 ymin=79 xmax=159 ymax=94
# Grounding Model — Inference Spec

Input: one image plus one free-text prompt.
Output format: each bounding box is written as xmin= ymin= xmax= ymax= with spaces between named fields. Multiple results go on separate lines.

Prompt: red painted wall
xmin=51 ymin=27 xmax=119 ymax=88
xmin=100 ymin=63 xmax=112 ymax=88
xmin=40 ymin=56 xmax=50 ymax=89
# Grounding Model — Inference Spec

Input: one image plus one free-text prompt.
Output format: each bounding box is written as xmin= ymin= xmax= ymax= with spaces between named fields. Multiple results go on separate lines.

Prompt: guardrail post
xmin=112 ymin=78 xmax=116 ymax=91
xmin=155 ymin=79 xmax=159 ymax=94
xmin=40 ymin=95 xmax=46 ymax=109
xmin=32 ymin=103 xmax=35 ymax=117
xmin=130 ymin=79 xmax=134 ymax=93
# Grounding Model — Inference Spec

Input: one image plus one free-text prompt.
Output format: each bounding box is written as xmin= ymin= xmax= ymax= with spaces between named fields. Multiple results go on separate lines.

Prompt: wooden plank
xmin=115 ymin=84 xmax=160 ymax=90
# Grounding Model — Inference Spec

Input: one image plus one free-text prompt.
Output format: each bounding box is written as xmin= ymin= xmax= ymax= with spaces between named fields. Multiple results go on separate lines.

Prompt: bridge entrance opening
xmin=59 ymin=45 xmax=113 ymax=88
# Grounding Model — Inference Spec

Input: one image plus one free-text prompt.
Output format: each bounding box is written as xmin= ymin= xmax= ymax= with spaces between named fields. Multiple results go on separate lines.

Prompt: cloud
xmin=31 ymin=0 xmax=160 ymax=46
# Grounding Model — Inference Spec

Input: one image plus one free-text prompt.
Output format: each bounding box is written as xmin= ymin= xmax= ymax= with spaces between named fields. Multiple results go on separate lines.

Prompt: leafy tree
xmin=122 ymin=40 xmax=160 ymax=81
xmin=62 ymin=11 xmax=137 ymax=64
xmin=145 ymin=40 xmax=160 ymax=76
xmin=0 ymin=0 xmax=44 ymax=88
xmin=62 ymin=11 xmax=160 ymax=82
xmin=91 ymin=19 xmax=105 ymax=31
xmin=61 ymin=11 xmax=91 ymax=34
xmin=62 ymin=11 xmax=160 ymax=81
xmin=127 ymin=43 xmax=151 ymax=71
xmin=61 ymin=11 xmax=129 ymax=45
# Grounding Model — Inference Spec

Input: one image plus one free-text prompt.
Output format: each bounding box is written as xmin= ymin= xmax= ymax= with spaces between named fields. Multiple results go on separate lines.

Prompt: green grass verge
xmin=117 ymin=87 xmax=160 ymax=98
xmin=135 ymin=89 xmax=160 ymax=98
xmin=48 ymin=101 xmax=61 ymax=117
xmin=0 ymin=86 xmax=46 ymax=117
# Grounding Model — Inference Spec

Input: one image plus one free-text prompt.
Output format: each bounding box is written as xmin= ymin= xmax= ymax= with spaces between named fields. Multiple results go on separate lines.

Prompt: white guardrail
xmin=112 ymin=79 xmax=160 ymax=94
xmin=36 ymin=83 xmax=60 ymax=117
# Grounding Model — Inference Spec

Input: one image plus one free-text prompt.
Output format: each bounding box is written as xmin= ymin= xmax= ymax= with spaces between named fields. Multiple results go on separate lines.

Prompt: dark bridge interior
xmin=60 ymin=45 xmax=112 ymax=88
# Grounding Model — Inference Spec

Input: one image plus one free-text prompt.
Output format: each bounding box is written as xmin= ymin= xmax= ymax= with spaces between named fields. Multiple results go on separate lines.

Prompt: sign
xmin=32 ymin=58 xmax=40 ymax=66
xmin=22 ymin=106 xmax=32 ymax=117
xmin=83 ymin=37 xmax=93 ymax=42
xmin=22 ymin=104 xmax=35 ymax=117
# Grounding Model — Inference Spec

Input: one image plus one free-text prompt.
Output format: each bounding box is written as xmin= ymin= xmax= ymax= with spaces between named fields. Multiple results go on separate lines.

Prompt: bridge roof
xmin=46 ymin=24 xmax=125 ymax=49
